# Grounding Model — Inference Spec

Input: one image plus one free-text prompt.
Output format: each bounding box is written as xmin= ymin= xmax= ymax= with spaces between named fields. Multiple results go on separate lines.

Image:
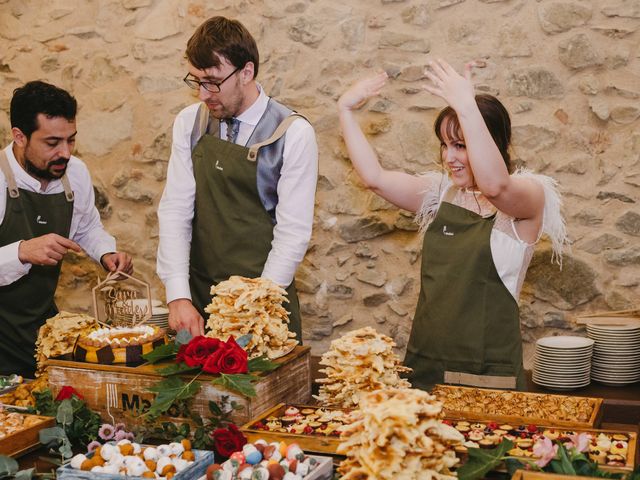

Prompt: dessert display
xmin=73 ymin=325 xmax=168 ymax=365
xmin=35 ymin=311 xmax=98 ymax=374
xmin=205 ymin=440 xmax=330 ymax=480
xmin=62 ymin=439 xmax=211 ymax=478
xmin=0 ymin=407 xmax=55 ymax=456
xmin=314 ymin=327 xmax=411 ymax=408
xmin=448 ymin=419 xmax=636 ymax=470
xmin=205 ymin=276 xmax=298 ymax=359
xmin=0 ymin=374 xmax=48 ymax=408
xmin=242 ymin=404 xmax=351 ymax=454
xmin=337 ymin=388 xmax=463 ymax=480
xmin=432 ymin=384 xmax=601 ymax=427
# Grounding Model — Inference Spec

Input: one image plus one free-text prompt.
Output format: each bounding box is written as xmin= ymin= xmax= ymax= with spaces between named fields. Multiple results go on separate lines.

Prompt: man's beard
xmin=24 ymin=156 xmax=69 ymax=180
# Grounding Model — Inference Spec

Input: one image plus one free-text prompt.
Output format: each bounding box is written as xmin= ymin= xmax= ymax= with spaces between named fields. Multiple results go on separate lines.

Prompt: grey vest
xmin=190 ymin=99 xmax=298 ymax=222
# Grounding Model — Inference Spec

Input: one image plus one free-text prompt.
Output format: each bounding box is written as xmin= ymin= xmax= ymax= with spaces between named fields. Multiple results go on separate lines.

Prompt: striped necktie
xmin=224 ymin=118 xmax=240 ymax=144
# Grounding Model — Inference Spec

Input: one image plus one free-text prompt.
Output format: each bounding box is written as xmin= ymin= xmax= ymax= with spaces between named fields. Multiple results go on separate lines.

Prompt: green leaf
xmin=456 ymin=439 xmax=513 ymax=480
xmin=209 ymin=400 xmax=222 ymax=416
xmin=175 ymin=330 xmax=192 ymax=346
xmin=236 ymin=334 xmax=252 ymax=348
xmin=247 ymin=355 xmax=280 ymax=373
xmin=56 ymin=399 xmax=74 ymax=426
xmin=143 ymin=342 xmax=179 ymax=364
xmin=157 ymin=363 xmax=201 ymax=377
xmin=39 ymin=427 xmax=66 ymax=447
xmin=146 ymin=376 xmax=201 ymax=417
xmin=552 ymin=444 xmax=576 ymax=476
xmin=211 ymin=373 xmax=258 ymax=397
xmin=14 ymin=468 xmax=35 ymax=479
xmin=0 ymin=455 xmax=18 ymax=477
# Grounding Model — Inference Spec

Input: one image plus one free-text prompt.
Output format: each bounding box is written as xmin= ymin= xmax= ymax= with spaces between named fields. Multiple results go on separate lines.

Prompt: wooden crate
xmin=47 ymin=346 xmax=311 ymax=426
xmin=432 ymin=384 xmax=603 ymax=428
xmin=0 ymin=414 xmax=55 ymax=458
xmin=240 ymin=403 xmax=349 ymax=455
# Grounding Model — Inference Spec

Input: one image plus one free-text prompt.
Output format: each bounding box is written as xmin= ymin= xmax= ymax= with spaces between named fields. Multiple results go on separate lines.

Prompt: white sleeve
xmin=156 ymin=105 xmax=198 ymax=302
xmin=69 ymin=162 xmax=117 ymax=262
xmin=0 ymin=241 xmax=31 ymax=286
xmin=261 ymin=118 xmax=318 ymax=287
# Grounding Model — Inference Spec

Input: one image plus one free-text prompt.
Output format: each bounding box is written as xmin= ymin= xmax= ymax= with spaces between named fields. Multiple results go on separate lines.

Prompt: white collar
xmin=234 ymin=83 xmax=269 ymax=126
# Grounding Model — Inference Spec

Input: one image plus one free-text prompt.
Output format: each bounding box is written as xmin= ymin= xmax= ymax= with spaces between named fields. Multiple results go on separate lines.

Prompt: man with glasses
xmin=157 ymin=16 xmax=318 ymax=340
xmin=0 ymin=81 xmax=133 ymax=377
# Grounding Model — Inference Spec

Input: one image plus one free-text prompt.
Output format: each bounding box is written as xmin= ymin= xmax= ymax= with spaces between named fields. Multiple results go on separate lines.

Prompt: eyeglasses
xmin=183 ymin=67 xmax=240 ymax=93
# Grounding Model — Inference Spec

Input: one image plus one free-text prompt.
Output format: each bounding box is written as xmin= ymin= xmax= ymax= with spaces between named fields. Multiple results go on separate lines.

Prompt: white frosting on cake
xmin=87 ymin=325 xmax=157 ymax=347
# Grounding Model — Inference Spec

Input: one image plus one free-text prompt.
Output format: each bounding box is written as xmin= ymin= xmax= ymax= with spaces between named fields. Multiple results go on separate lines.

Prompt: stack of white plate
xmin=587 ymin=324 xmax=640 ymax=386
xmin=113 ymin=299 xmax=169 ymax=329
xmin=533 ymin=336 xmax=594 ymax=390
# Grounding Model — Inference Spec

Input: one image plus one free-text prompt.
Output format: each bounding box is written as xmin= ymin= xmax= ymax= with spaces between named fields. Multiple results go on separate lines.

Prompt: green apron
xmin=404 ymin=187 xmax=525 ymax=391
xmin=188 ymin=125 xmax=302 ymax=341
xmin=0 ymin=151 xmax=74 ymax=378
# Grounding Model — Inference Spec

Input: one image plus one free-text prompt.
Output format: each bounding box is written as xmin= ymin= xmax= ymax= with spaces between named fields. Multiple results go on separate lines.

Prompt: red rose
xmin=202 ymin=337 xmax=248 ymax=374
xmin=179 ymin=336 xmax=223 ymax=367
xmin=211 ymin=424 xmax=247 ymax=459
xmin=55 ymin=386 xmax=83 ymax=401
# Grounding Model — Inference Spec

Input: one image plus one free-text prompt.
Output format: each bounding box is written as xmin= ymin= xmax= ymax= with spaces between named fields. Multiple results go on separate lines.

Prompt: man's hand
xmin=168 ymin=298 xmax=204 ymax=337
xmin=101 ymin=252 xmax=133 ymax=275
xmin=18 ymin=233 xmax=82 ymax=266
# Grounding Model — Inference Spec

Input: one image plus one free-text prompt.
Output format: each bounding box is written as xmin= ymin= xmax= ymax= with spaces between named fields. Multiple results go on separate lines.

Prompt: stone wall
xmin=1 ymin=0 xmax=638 ymax=366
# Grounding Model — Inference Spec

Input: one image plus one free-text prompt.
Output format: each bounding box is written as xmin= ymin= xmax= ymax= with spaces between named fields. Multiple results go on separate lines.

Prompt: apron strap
xmin=60 ymin=174 xmax=74 ymax=202
xmin=246 ymin=114 xmax=307 ymax=162
xmin=190 ymin=102 xmax=217 ymax=151
xmin=442 ymin=185 xmax=458 ymax=204
xmin=444 ymin=371 xmax=517 ymax=389
xmin=0 ymin=150 xmax=20 ymax=199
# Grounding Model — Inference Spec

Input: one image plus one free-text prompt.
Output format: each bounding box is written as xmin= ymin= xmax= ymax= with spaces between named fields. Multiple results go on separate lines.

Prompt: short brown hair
xmin=434 ymin=94 xmax=513 ymax=173
xmin=186 ymin=16 xmax=260 ymax=78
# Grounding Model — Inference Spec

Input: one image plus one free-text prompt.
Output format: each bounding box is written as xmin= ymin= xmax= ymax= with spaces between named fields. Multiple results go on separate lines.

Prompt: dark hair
xmin=434 ymin=94 xmax=513 ymax=173
xmin=10 ymin=81 xmax=77 ymax=139
xmin=186 ymin=16 xmax=259 ymax=78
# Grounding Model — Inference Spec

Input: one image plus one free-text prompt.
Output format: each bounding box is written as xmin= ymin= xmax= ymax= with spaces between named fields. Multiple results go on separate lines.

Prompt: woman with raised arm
xmin=337 ymin=59 xmax=566 ymax=391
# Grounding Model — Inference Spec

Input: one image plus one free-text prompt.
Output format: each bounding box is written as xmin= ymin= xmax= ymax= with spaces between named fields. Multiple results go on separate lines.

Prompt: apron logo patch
xmin=215 ymin=160 xmax=224 ymax=171
xmin=442 ymin=225 xmax=454 ymax=236
xmin=36 ymin=215 xmax=47 ymax=225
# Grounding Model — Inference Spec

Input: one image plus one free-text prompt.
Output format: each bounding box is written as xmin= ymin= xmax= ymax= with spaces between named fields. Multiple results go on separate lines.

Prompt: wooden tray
xmin=240 ymin=403 xmax=349 ymax=455
xmin=432 ymin=384 xmax=603 ymax=428
xmin=449 ymin=418 xmax=637 ymax=474
xmin=512 ymin=472 xmax=604 ymax=480
xmin=47 ymin=346 xmax=311 ymax=427
xmin=0 ymin=414 xmax=55 ymax=458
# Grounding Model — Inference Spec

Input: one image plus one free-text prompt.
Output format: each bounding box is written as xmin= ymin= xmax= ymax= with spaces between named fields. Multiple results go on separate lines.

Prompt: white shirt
xmin=157 ymin=85 xmax=318 ymax=303
xmin=0 ymin=144 xmax=117 ymax=286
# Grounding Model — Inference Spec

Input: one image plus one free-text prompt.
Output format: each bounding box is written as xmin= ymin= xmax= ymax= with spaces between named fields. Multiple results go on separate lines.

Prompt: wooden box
xmin=57 ymin=448 xmax=213 ymax=479
xmin=47 ymin=346 xmax=311 ymax=426
xmin=432 ymin=384 xmax=603 ymax=428
xmin=0 ymin=414 xmax=55 ymax=458
xmin=240 ymin=403 xmax=349 ymax=455
xmin=449 ymin=418 xmax=637 ymax=474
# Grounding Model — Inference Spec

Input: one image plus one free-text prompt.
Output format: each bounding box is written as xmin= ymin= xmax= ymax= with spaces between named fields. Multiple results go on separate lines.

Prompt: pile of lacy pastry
xmin=205 ymin=276 xmax=298 ymax=359
xmin=338 ymin=388 xmax=464 ymax=480
xmin=314 ymin=327 xmax=412 ymax=408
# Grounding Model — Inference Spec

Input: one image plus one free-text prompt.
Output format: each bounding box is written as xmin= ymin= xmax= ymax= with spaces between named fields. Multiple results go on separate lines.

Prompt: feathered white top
xmin=414 ymin=169 xmax=567 ymax=300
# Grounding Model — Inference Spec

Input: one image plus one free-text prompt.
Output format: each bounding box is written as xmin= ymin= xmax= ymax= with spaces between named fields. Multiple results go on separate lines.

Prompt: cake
xmin=74 ymin=326 xmax=167 ymax=365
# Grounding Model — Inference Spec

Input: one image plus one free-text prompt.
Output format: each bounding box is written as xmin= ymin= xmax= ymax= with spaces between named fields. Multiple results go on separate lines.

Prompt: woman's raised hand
xmin=338 ymin=71 xmax=388 ymax=112
xmin=422 ymin=59 xmax=477 ymax=113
